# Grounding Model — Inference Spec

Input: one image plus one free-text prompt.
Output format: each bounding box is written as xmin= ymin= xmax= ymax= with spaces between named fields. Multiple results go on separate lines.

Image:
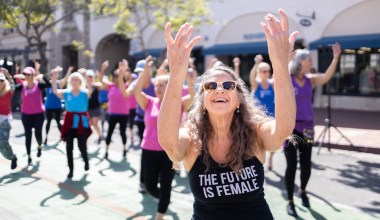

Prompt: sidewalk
xmin=313 ymin=108 xmax=380 ymax=154
xmin=0 ymin=115 xmax=379 ymax=219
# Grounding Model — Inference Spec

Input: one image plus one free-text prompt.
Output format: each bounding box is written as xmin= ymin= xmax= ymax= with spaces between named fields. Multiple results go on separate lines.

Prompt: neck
xmin=208 ymin=113 xmax=233 ymax=139
xmin=295 ymin=73 xmax=305 ymax=80
xmin=72 ymin=88 xmax=80 ymax=94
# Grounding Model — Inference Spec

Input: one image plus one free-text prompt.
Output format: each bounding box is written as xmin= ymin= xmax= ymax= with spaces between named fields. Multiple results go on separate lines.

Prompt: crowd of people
xmin=0 ymin=9 xmax=341 ymax=220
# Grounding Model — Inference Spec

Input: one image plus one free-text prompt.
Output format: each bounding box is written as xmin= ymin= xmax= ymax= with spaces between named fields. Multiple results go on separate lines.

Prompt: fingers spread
xmin=278 ymin=9 xmax=289 ymax=33
xmin=289 ymin=31 xmax=299 ymax=46
xmin=260 ymin=21 xmax=271 ymax=39
xmin=183 ymin=26 xmax=194 ymax=48
xmin=174 ymin=23 xmax=189 ymax=45
xmin=268 ymin=14 xmax=281 ymax=34
xmin=187 ymin=36 xmax=202 ymax=51
xmin=164 ymin=22 xmax=174 ymax=45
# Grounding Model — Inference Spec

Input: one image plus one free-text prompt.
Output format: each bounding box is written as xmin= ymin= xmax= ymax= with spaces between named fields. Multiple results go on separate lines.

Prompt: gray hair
xmin=289 ymin=49 xmax=310 ymax=75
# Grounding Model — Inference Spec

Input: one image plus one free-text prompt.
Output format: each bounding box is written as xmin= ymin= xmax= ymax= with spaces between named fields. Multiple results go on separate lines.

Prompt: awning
xmin=202 ymin=42 xmax=268 ymax=55
xmin=132 ymin=48 xmax=165 ymax=58
xmin=309 ymin=33 xmax=380 ymax=49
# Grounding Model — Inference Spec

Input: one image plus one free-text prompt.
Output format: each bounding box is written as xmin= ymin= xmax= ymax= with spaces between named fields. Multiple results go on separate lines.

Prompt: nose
xmin=214 ymin=84 xmax=225 ymax=93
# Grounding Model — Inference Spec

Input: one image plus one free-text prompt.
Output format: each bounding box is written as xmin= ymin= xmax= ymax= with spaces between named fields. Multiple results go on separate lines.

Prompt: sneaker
xmin=11 ymin=157 xmax=17 ymax=170
xmin=139 ymin=183 xmax=146 ymax=194
xmin=286 ymin=202 xmax=298 ymax=217
xmin=84 ymin=163 xmax=89 ymax=171
xmin=37 ymin=147 xmax=42 ymax=157
xmin=67 ymin=171 xmax=73 ymax=179
xmin=300 ymin=192 xmax=311 ymax=208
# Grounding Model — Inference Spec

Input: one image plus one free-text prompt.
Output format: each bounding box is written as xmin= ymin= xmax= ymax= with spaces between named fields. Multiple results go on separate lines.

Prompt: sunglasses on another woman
xmin=203 ymin=81 xmax=237 ymax=91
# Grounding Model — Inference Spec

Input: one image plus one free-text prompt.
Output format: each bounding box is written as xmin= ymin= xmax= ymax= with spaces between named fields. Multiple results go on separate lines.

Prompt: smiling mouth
xmin=213 ymin=98 xmax=228 ymax=103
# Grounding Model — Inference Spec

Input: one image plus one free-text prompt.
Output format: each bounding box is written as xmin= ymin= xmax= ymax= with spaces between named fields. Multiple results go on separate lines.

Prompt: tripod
xmin=316 ymin=82 xmax=354 ymax=154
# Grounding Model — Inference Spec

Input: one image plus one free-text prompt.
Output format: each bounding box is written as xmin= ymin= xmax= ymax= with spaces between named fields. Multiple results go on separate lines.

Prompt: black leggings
xmin=106 ymin=114 xmax=128 ymax=145
xmin=135 ymin=120 xmax=145 ymax=183
xmin=142 ymin=149 xmax=175 ymax=214
xmin=21 ymin=113 xmax=44 ymax=155
xmin=45 ymin=109 xmax=62 ymax=135
xmin=128 ymin=109 xmax=136 ymax=129
xmin=284 ymin=130 xmax=313 ymax=200
xmin=65 ymin=128 xmax=89 ymax=173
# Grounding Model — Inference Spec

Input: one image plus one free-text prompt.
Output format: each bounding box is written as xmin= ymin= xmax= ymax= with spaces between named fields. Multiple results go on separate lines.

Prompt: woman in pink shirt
xmin=129 ymin=56 xmax=195 ymax=220
xmin=14 ymin=62 xmax=50 ymax=164
xmin=98 ymin=61 xmax=130 ymax=159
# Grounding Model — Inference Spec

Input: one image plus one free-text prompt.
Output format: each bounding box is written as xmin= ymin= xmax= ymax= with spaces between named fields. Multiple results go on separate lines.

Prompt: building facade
xmin=1 ymin=0 xmax=379 ymax=111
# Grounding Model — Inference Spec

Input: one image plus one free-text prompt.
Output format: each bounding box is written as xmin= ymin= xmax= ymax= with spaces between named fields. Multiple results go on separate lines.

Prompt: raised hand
xmin=165 ymin=22 xmax=201 ymax=80
xmin=34 ymin=60 xmax=41 ymax=72
xmin=101 ymin=61 xmax=109 ymax=71
xmin=67 ymin=66 xmax=74 ymax=73
xmin=254 ymin=54 xmax=263 ymax=63
xmin=260 ymin=9 xmax=298 ymax=65
xmin=332 ymin=42 xmax=341 ymax=58
xmin=233 ymin=57 xmax=241 ymax=66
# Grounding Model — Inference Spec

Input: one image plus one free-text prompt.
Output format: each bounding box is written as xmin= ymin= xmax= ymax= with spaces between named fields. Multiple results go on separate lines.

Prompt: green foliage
xmin=90 ymin=0 xmax=212 ymax=38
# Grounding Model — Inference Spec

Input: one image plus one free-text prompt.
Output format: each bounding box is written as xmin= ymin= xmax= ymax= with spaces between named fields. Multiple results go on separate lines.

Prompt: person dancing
xmin=98 ymin=61 xmax=130 ymax=159
xmin=249 ymin=54 xmax=276 ymax=171
xmin=134 ymin=56 xmax=196 ymax=220
xmin=0 ymin=69 xmax=18 ymax=169
xmin=14 ymin=61 xmax=50 ymax=164
xmin=284 ymin=43 xmax=341 ymax=217
xmin=44 ymin=66 xmax=73 ymax=145
xmin=158 ymin=9 xmax=298 ymax=219
xmin=51 ymin=67 xmax=92 ymax=179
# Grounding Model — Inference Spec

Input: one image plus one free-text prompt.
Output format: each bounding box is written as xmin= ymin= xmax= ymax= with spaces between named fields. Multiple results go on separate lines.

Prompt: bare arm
xmin=158 ymin=22 xmax=201 ymax=162
xmin=117 ymin=60 xmax=134 ymax=98
xmin=257 ymin=9 xmax=298 ymax=152
xmin=233 ymin=57 xmax=240 ymax=76
xmin=59 ymin=66 xmax=74 ymax=88
xmin=182 ymin=68 xmax=197 ymax=111
xmin=50 ymin=68 xmax=64 ymax=99
xmin=97 ymin=61 xmax=112 ymax=88
xmin=134 ymin=57 xmax=153 ymax=110
xmin=249 ymin=55 xmax=263 ymax=91
xmin=309 ymin=43 xmax=341 ymax=87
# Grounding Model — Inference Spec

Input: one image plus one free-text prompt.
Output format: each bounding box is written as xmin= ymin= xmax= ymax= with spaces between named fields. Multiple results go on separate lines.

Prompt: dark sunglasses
xmin=203 ymin=81 xmax=237 ymax=91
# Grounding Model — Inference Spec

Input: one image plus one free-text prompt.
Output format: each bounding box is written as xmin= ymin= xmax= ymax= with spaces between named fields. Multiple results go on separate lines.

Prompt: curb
xmin=315 ymin=142 xmax=380 ymax=155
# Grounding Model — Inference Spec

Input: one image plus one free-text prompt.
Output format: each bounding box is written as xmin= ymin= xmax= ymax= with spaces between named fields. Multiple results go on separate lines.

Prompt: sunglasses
xmin=260 ymin=69 xmax=271 ymax=73
xmin=203 ymin=81 xmax=237 ymax=91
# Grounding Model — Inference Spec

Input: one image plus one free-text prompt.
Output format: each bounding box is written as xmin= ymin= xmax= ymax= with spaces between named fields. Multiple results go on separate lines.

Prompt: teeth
xmin=213 ymin=98 xmax=227 ymax=102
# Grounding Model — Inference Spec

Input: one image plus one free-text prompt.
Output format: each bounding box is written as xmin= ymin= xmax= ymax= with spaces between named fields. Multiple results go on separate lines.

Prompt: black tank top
xmin=188 ymin=152 xmax=274 ymax=220
xmin=88 ymin=86 xmax=100 ymax=110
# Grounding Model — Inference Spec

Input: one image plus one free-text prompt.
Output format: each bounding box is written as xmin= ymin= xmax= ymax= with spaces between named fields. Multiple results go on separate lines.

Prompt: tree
xmin=0 ymin=0 xmax=85 ymax=73
xmin=90 ymin=0 xmax=212 ymax=54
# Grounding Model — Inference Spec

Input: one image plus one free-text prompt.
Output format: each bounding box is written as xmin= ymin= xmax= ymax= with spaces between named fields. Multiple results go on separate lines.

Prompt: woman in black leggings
xmin=14 ymin=62 xmax=50 ymax=164
xmin=98 ymin=61 xmax=131 ymax=158
xmin=44 ymin=66 xmax=73 ymax=145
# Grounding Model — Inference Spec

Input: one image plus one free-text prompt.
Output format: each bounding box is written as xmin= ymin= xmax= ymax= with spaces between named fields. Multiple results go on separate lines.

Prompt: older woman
xmin=249 ymin=54 xmax=276 ymax=170
xmin=51 ymin=68 xmax=92 ymax=179
xmin=158 ymin=9 xmax=297 ymax=219
xmin=14 ymin=62 xmax=50 ymax=164
xmin=284 ymin=43 xmax=341 ymax=217
xmin=130 ymin=56 xmax=195 ymax=220
xmin=0 ymin=69 xmax=17 ymax=169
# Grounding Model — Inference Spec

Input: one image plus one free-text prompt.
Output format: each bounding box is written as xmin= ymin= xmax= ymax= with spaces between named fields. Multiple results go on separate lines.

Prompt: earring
xmin=236 ymin=108 xmax=240 ymax=114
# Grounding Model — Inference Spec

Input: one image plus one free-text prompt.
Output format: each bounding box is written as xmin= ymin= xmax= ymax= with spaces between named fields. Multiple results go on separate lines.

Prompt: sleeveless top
xmin=88 ymin=86 xmax=100 ymax=110
xmin=45 ymin=81 xmax=62 ymax=110
xmin=253 ymin=82 xmax=275 ymax=117
xmin=21 ymin=81 xmax=45 ymax=114
xmin=291 ymin=75 xmax=313 ymax=133
xmin=188 ymin=152 xmax=273 ymax=220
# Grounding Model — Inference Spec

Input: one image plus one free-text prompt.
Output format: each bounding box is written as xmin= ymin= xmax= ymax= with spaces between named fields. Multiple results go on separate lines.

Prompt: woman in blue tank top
xmin=284 ymin=43 xmax=341 ymax=217
xmin=250 ymin=54 xmax=276 ymax=171
xmin=158 ymin=10 xmax=298 ymax=220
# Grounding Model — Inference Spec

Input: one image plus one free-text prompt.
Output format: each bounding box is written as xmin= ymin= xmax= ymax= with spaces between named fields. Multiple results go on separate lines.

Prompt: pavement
xmin=0 ymin=109 xmax=379 ymax=220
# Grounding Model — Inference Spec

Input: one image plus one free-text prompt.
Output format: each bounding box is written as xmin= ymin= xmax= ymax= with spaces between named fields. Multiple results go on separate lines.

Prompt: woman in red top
xmin=0 ymin=68 xmax=18 ymax=169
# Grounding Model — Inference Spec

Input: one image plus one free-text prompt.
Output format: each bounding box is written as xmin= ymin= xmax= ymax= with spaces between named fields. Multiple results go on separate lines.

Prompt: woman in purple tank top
xmin=284 ymin=43 xmax=341 ymax=217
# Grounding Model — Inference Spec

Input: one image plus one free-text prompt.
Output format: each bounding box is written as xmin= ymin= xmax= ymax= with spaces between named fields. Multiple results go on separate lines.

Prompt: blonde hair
xmin=154 ymin=74 xmax=169 ymax=85
xmin=0 ymin=76 xmax=11 ymax=96
xmin=67 ymin=72 xmax=86 ymax=91
xmin=185 ymin=65 xmax=272 ymax=173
